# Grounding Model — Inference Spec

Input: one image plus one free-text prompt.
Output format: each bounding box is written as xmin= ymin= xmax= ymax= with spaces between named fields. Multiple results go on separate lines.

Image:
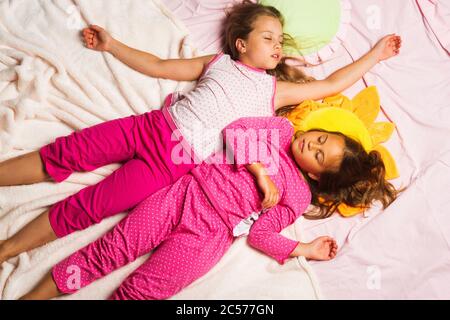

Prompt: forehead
xmin=252 ymin=15 xmax=283 ymax=33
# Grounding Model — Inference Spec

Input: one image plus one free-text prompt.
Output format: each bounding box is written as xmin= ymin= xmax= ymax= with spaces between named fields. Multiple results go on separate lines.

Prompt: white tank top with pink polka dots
xmin=164 ymin=53 xmax=276 ymax=162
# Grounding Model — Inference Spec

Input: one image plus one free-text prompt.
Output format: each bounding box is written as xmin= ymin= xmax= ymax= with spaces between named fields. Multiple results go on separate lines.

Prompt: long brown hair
xmin=300 ymin=131 xmax=400 ymax=220
xmin=222 ymin=1 xmax=315 ymax=86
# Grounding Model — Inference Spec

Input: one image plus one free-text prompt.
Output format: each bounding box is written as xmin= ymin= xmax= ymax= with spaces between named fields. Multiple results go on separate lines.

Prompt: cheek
xmin=253 ymin=42 xmax=269 ymax=53
xmin=301 ymin=159 xmax=313 ymax=171
xmin=300 ymin=155 xmax=318 ymax=173
xmin=295 ymin=153 xmax=311 ymax=171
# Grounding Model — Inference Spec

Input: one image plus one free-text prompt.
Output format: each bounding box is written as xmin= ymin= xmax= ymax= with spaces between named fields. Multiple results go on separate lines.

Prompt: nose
xmin=308 ymin=141 xmax=320 ymax=151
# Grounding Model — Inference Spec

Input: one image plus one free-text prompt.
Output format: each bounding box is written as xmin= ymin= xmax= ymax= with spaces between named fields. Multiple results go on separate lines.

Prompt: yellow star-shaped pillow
xmin=287 ymin=86 xmax=399 ymax=217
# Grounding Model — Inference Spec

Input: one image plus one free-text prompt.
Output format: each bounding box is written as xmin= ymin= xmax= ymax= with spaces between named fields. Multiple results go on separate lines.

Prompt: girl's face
xmin=236 ymin=15 xmax=283 ymax=70
xmin=291 ymin=131 xmax=346 ymax=180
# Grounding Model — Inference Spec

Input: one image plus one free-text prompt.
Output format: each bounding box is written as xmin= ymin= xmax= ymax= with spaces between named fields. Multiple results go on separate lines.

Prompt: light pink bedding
xmin=164 ymin=0 xmax=245 ymax=54
xmin=165 ymin=0 xmax=450 ymax=299
xmin=300 ymin=0 xmax=450 ymax=299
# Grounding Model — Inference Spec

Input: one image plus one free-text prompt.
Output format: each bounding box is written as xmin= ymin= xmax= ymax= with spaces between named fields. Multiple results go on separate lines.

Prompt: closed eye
xmin=315 ymin=150 xmax=324 ymax=164
xmin=264 ymin=37 xmax=283 ymax=45
xmin=318 ymin=134 xmax=328 ymax=144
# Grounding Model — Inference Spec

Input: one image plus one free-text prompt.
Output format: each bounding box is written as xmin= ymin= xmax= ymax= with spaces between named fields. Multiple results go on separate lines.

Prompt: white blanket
xmin=0 ymin=0 xmax=320 ymax=300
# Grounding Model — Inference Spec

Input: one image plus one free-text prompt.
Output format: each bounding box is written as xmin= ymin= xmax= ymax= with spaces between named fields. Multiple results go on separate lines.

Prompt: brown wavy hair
xmin=222 ymin=1 xmax=315 ymax=85
xmin=300 ymin=130 xmax=401 ymax=220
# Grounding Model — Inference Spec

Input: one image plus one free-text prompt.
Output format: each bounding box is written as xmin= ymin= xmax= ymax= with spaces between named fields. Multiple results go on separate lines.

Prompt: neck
xmin=237 ymin=56 xmax=265 ymax=71
xmin=239 ymin=56 xmax=254 ymax=67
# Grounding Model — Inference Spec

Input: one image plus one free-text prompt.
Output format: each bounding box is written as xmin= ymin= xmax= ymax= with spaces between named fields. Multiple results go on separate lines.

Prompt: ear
xmin=307 ymin=172 xmax=320 ymax=181
xmin=235 ymin=38 xmax=247 ymax=54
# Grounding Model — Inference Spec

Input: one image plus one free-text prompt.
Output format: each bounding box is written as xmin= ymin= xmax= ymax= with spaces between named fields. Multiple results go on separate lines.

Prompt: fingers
xmin=262 ymin=195 xmax=270 ymax=209
xmin=82 ymin=27 xmax=96 ymax=37
xmin=387 ymin=34 xmax=402 ymax=54
xmin=82 ymin=29 xmax=102 ymax=49
xmin=394 ymin=36 xmax=402 ymax=54
xmin=82 ymin=28 xmax=95 ymax=48
xmin=261 ymin=195 xmax=276 ymax=209
xmin=319 ymin=237 xmax=338 ymax=260
xmin=390 ymin=36 xmax=401 ymax=47
xmin=329 ymin=239 xmax=338 ymax=259
xmin=261 ymin=192 xmax=279 ymax=209
xmin=330 ymin=242 xmax=337 ymax=255
xmin=384 ymin=34 xmax=401 ymax=45
xmin=81 ymin=25 xmax=106 ymax=48
xmin=308 ymin=237 xmax=338 ymax=261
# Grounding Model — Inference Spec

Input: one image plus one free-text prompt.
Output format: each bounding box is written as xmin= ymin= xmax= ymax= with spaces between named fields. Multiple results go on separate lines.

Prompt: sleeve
xmin=247 ymin=205 xmax=301 ymax=265
xmin=222 ymin=117 xmax=294 ymax=174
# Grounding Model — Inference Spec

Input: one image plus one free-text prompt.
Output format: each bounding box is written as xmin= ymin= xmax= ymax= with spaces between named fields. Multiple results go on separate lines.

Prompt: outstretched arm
xmin=275 ymin=34 xmax=402 ymax=109
xmin=82 ymin=25 xmax=214 ymax=81
xmin=247 ymin=205 xmax=338 ymax=263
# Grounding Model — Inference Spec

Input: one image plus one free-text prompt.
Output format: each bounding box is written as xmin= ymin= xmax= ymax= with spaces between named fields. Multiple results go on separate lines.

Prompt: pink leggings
xmin=39 ymin=110 xmax=195 ymax=237
xmin=52 ymin=175 xmax=234 ymax=300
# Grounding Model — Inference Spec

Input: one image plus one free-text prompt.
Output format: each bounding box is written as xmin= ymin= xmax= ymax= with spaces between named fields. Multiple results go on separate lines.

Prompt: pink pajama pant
xmin=39 ymin=110 xmax=195 ymax=237
xmin=52 ymin=175 xmax=234 ymax=300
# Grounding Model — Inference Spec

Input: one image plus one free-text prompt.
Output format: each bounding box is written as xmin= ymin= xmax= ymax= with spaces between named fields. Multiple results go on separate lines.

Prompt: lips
xmin=271 ymin=54 xmax=280 ymax=60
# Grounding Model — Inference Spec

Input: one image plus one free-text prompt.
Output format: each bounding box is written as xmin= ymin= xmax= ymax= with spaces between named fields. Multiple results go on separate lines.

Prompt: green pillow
xmin=259 ymin=0 xmax=341 ymax=56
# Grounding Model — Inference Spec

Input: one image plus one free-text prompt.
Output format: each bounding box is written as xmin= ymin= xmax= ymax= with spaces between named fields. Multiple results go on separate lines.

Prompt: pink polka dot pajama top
xmin=51 ymin=116 xmax=312 ymax=300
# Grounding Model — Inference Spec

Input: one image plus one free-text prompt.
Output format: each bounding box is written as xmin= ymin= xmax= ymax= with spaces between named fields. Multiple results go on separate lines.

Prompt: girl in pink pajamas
xmin=19 ymin=116 xmax=399 ymax=300
xmin=0 ymin=2 xmax=401 ymax=270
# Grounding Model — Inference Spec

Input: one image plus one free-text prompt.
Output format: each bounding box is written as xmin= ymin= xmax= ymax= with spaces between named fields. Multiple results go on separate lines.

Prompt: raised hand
xmin=246 ymin=163 xmax=280 ymax=210
xmin=256 ymin=174 xmax=280 ymax=209
xmin=82 ymin=25 xmax=114 ymax=52
xmin=372 ymin=34 xmax=402 ymax=62
xmin=305 ymin=236 xmax=338 ymax=261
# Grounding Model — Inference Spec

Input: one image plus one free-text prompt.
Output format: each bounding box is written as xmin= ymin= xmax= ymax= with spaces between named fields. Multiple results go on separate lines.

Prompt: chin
xmin=267 ymin=62 xmax=279 ymax=70
xmin=261 ymin=60 xmax=278 ymax=70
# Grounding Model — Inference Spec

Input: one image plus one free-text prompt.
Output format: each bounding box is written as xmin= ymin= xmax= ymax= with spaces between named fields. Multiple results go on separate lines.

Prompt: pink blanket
xmin=166 ymin=0 xmax=450 ymax=299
